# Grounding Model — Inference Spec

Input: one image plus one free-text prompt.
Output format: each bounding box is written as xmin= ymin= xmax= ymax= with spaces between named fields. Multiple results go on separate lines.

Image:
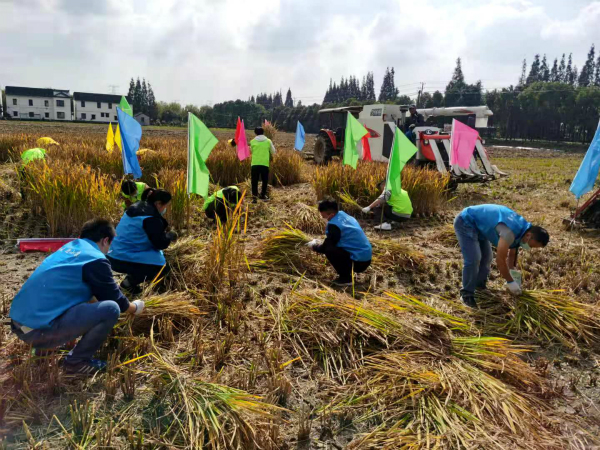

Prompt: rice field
xmin=1 ymin=121 xmax=600 ymax=448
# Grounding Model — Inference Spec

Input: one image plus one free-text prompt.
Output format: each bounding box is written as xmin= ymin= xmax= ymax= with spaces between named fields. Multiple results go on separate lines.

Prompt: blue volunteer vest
xmin=328 ymin=211 xmax=372 ymax=261
xmin=9 ymin=239 xmax=106 ymax=329
xmin=460 ymin=204 xmax=531 ymax=248
xmin=109 ymin=213 xmax=166 ymax=266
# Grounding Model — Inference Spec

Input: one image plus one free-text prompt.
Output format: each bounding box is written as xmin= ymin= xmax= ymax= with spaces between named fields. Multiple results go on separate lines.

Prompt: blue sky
xmin=1 ymin=0 xmax=599 ymax=105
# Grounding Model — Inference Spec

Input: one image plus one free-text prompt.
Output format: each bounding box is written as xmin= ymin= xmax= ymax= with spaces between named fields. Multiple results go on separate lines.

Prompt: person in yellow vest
xmin=203 ymin=186 xmax=241 ymax=224
xmin=249 ymin=127 xmax=276 ymax=203
xmin=121 ymin=180 xmax=149 ymax=210
xmin=361 ymin=180 xmax=412 ymax=230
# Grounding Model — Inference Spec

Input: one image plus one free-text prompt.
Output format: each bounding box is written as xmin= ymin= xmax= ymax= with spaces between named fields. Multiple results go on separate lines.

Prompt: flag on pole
xmin=294 ymin=121 xmax=305 ymax=151
xmin=234 ymin=117 xmax=250 ymax=161
xmin=114 ymin=124 xmax=122 ymax=151
xmin=264 ymin=119 xmax=271 ymax=127
xmin=106 ymin=122 xmax=115 ymax=153
xmin=342 ymin=112 xmax=369 ymax=169
xmin=117 ymin=107 xmax=142 ymax=179
xmin=361 ymin=131 xmax=372 ymax=161
xmin=120 ymin=96 xmax=133 ymax=117
xmin=449 ymin=119 xmax=478 ymax=169
xmin=386 ymin=127 xmax=417 ymax=194
xmin=570 ymin=119 xmax=600 ymax=199
xmin=188 ymin=112 xmax=218 ymax=197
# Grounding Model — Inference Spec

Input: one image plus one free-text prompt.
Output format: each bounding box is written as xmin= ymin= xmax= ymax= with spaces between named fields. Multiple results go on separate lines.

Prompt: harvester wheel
xmin=313 ymin=135 xmax=334 ymax=165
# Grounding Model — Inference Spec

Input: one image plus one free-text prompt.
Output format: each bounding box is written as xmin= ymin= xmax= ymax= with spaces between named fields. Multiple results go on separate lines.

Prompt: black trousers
xmin=107 ymin=255 xmax=170 ymax=288
xmin=324 ymin=247 xmax=371 ymax=282
xmin=251 ymin=165 xmax=269 ymax=197
xmin=372 ymin=204 xmax=410 ymax=224
xmin=205 ymin=199 xmax=229 ymax=223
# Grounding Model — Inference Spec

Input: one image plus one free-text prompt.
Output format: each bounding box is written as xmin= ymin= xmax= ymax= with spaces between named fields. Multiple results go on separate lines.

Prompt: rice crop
xmin=0 ymin=133 xmax=27 ymax=162
xmin=156 ymin=167 xmax=197 ymax=231
xmin=206 ymin=142 xmax=251 ymax=186
xmin=270 ymin=149 xmax=305 ymax=186
xmin=164 ymin=237 xmax=207 ymax=290
xmin=371 ymin=238 xmax=425 ymax=271
xmin=290 ymin=203 xmax=324 ymax=234
xmin=263 ymin=122 xmax=278 ymax=140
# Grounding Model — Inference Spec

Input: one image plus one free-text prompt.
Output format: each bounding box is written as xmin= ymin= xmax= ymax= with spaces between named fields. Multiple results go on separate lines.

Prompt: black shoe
xmin=332 ymin=277 xmax=353 ymax=287
xmin=63 ymin=359 xmax=107 ymax=375
xmin=461 ymin=295 xmax=478 ymax=308
xmin=120 ymin=279 xmax=142 ymax=296
xmin=259 ymin=195 xmax=270 ymax=202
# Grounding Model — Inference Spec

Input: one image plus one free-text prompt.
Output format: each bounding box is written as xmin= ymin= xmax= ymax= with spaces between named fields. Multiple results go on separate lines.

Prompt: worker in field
xmin=307 ymin=198 xmax=372 ymax=286
xmin=121 ymin=180 xmax=150 ymax=210
xmin=108 ymin=188 xmax=178 ymax=294
xmin=405 ymin=105 xmax=425 ymax=130
xmin=21 ymin=147 xmax=47 ymax=164
xmin=454 ymin=204 xmax=550 ymax=308
xmin=362 ymin=180 xmax=412 ymax=231
xmin=250 ymin=127 xmax=276 ymax=203
xmin=203 ymin=186 xmax=241 ymax=224
xmin=405 ymin=124 xmax=417 ymax=145
xmin=9 ymin=219 xmax=144 ymax=375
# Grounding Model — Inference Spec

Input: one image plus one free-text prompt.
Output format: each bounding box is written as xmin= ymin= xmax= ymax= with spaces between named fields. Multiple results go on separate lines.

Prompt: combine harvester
xmin=313 ymin=104 xmax=506 ymax=185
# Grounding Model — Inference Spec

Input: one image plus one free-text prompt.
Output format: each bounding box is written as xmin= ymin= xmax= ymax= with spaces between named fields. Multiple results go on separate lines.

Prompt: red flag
xmin=235 ymin=117 xmax=242 ymax=143
xmin=362 ymin=131 xmax=372 ymax=161
xmin=236 ymin=119 xmax=250 ymax=161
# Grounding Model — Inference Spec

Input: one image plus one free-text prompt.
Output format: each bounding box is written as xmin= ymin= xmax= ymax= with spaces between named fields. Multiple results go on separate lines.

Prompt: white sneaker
xmin=374 ymin=222 xmax=392 ymax=231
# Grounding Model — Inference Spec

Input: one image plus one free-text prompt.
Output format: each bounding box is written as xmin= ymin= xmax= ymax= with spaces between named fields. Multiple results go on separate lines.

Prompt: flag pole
xmin=186 ymin=112 xmax=191 ymax=196
xmin=379 ymin=127 xmax=397 ymax=229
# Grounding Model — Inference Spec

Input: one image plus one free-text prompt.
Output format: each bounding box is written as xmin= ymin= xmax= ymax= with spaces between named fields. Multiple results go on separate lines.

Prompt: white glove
xmin=362 ymin=206 xmax=371 ymax=214
xmin=506 ymin=281 xmax=522 ymax=296
xmin=132 ymin=300 xmax=145 ymax=316
xmin=509 ymin=269 xmax=522 ymax=287
xmin=306 ymin=239 xmax=321 ymax=249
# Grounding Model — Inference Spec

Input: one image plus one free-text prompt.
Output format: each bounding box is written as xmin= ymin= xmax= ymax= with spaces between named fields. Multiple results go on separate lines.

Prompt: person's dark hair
xmin=80 ymin=218 xmax=116 ymax=243
xmin=121 ymin=180 xmax=137 ymax=196
xmin=318 ymin=197 xmax=339 ymax=213
xmin=255 ymin=127 xmax=264 ymax=135
xmin=141 ymin=188 xmax=172 ymax=204
xmin=222 ymin=187 xmax=240 ymax=204
xmin=528 ymin=226 xmax=550 ymax=247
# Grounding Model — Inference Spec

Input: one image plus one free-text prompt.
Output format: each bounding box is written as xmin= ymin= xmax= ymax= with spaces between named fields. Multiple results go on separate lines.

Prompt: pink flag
xmin=264 ymin=119 xmax=271 ymax=127
xmin=450 ymin=119 xmax=479 ymax=169
xmin=235 ymin=117 xmax=250 ymax=161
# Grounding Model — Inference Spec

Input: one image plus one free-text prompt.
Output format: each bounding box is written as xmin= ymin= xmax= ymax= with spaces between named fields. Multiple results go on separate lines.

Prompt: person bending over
xmin=249 ymin=127 xmax=276 ymax=202
xmin=307 ymin=198 xmax=372 ymax=286
xmin=9 ymin=219 xmax=144 ymax=375
xmin=108 ymin=188 xmax=177 ymax=294
xmin=120 ymin=180 xmax=149 ymax=210
xmin=203 ymin=186 xmax=241 ymax=224
xmin=454 ymin=204 xmax=549 ymax=308
xmin=362 ymin=179 xmax=412 ymax=231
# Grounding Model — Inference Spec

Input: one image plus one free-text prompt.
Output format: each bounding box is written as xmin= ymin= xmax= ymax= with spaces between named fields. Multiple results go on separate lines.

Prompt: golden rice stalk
xmin=371 ymin=238 xmax=425 ymax=271
xmin=163 ymin=237 xmax=207 ymax=290
xmin=270 ymin=149 xmax=305 ymax=186
xmin=263 ymin=122 xmax=278 ymax=140
xmin=290 ymin=203 xmax=324 ymax=234
xmin=140 ymin=292 xmax=205 ymax=319
xmin=432 ymin=222 xmax=458 ymax=247
xmin=206 ymin=142 xmax=251 ymax=186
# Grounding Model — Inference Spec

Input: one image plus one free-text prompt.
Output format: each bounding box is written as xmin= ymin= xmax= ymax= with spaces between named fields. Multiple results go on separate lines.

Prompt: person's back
xmin=328 ymin=211 xmax=372 ymax=261
xmin=460 ymin=204 xmax=530 ymax=246
xmin=250 ymin=136 xmax=273 ymax=167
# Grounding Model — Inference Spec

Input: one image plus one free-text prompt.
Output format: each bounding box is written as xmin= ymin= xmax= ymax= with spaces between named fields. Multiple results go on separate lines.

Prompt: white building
xmin=5 ymin=86 xmax=72 ymax=120
xmin=73 ymin=92 xmax=123 ymax=123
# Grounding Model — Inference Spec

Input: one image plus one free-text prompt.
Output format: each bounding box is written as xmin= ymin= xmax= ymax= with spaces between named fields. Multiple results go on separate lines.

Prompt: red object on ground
xmin=18 ymin=238 xmax=75 ymax=253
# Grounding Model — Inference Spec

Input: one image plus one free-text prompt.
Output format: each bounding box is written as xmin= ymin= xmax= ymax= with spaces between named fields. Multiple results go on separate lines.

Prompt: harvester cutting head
xmin=563 ymin=188 xmax=600 ymax=229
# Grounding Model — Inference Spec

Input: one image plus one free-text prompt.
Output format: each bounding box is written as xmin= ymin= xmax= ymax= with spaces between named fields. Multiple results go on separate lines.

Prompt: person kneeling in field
xmin=108 ymin=188 xmax=178 ymax=294
xmin=307 ymin=198 xmax=372 ymax=286
xmin=203 ymin=186 xmax=241 ymax=224
xmin=120 ymin=180 xmax=149 ymax=210
xmin=454 ymin=204 xmax=549 ymax=308
xmin=9 ymin=219 xmax=144 ymax=375
xmin=362 ymin=179 xmax=412 ymax=231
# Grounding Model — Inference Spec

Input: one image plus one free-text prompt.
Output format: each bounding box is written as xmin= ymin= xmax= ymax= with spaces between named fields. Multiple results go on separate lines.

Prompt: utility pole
xmin=416 ymin=82 xmax=425 ymax=107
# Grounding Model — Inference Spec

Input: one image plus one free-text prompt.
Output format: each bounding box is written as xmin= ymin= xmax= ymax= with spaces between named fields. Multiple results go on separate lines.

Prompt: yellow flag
xmin=115 ymin=123 xmax=122 ymax=151
xmin=106 ymin=123 xmax=115 ymax=153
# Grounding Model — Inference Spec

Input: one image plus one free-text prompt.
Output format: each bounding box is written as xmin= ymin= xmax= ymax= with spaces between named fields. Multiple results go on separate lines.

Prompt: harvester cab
xmin=314 ymin=106 xmax=363 ymax=164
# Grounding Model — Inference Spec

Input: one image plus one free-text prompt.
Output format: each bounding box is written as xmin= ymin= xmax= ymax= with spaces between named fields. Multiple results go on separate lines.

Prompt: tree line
xmin=126 ymin=77 xmax=159 ymax=121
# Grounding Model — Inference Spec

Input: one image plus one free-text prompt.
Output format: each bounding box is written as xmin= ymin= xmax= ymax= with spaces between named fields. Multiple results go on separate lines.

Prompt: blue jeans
xmin=454 ymin=215 xmax=493 ymax=297
xmin=14 ymin=301 xmax=121 ymax=364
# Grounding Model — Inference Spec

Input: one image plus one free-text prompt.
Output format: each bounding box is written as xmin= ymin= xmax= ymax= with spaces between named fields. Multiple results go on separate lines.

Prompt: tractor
xmin=312 ymin=104 xmax=505 ymax=184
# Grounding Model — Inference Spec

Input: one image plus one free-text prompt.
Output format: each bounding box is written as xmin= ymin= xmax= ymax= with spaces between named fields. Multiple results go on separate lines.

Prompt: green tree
xmin=127 ymin=78 xmax=135 ymax=104
xmin=284 ymin=88 xmax=293 ymax=107
xmin=147 ymin=82 xmax=158 ymax=122
xmin=566 ymin=53 xmax=575 ymax=85
xmin=526 ymin=54 xmax=541 ymax=84
xmin=432 ymin=90 xmax=444 ymax=107
xmin=578 ymin=44 xmax=596 ymax=87
xmin=133 ymin=78 xmax=143 ymax=113
xmin=540 ymin=55 xmax=550 ymax=82
xmin=558 ymin=54 xmax=566 ymax=82
xmin=378 ymin=67 xmax=399 ymax=102
xmin=518 ymin=59 xmax=527 ymax=86
xmin=549 ymin=58 xmax=559 ymax=82
xmin=141 ymin=79 xmax=149 ymax=114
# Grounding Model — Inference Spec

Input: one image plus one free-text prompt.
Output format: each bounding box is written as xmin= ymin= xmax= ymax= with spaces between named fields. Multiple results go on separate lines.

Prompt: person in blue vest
xmin=9 ymin=219 xmax=144 ymax=375
xmin=454 ymin=204 xmax=550 ymax=308
xmin=307 ymin=198 xmax=372 ymax=286
xmin=108 ymin=188 xmax=178 ymax=294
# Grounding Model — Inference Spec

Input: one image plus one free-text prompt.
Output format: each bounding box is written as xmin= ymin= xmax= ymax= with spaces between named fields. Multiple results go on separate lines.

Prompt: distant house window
xmin=57 ymin=112 xmax=65 ymax=119
xmin=29 ymin=99 xmax=33 ymax=106
xmin=81 ymin=113 xmax=87 ymax=119
xmin=97 ymin=102 xmax=101 ymax=108
xmin=114 ymin=115 xmax=118 ymax=120
xmin=13 ymin=111 xmax=18 ymax=117
xmin=56 ymin=100 xmax=65 ymax=107
xmin=29 ymin=112 xmax=34 ymax=118
xmin=81 ymin=101 xmax=86 ymax=107
xmin=108 ymin=103 xmax=112 ymax=109
xmin=92 ymin=114 xmax=96 ymax=120
xmin=45 ymin=100 xmax=49 ymax=107
xmin=12 ymin=98 xmax=17 ymax=105
xmin=142 ymin=117 xmax=146 ymax=123
xmin=45 ymin=112 xmax=49 ymax=118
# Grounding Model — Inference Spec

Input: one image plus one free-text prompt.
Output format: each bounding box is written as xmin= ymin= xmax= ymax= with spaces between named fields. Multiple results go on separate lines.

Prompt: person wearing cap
xmin=121 ymin=180 xmax=149 ymax=210
xmin=203 ymin=186 xmax=241 ymax=224
xmin=249 ymin=127 xmax=276 ymax=203
xmin=9 ymin=218 xmax=144 ymax=375
xmin=362 ymin=179 xmax=412 ymax=231
xmin=405 ymin=105 xmax=425 ymax=130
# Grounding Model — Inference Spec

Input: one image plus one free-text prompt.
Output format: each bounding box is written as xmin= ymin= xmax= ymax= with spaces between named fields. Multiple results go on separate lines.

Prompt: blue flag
xmin=117 ymin=107 xmax=142 ymax=179
xmin=294 ymin=121 xmax=305 ymax=151
xmin=570 ymin=120 xmax=600 ymax=199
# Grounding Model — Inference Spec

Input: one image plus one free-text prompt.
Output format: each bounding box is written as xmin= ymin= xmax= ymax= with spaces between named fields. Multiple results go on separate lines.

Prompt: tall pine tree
xmin=526 ymin=55 xmax=541 ymax=84
xmin=595 ymin=55 xmax=600 ymax=86
xmin=549 ymin=58 xmax=559 ymax=82
xmin=518 ymin=59 xmax=527 ymax=86
xmin=378 ymin=67 xmax=399 ymax=102
xmin=578 ymin=44 xmax=596 ymax=87
xmin=284 ymin=88 xmax=293 ymax=107
xmin=566 ymin=54 xmax=575 ymax=85
xmin=147 ymin=82 xmax=158 ymax=122
xmin=540 ymin=55 xmax=550 ymax=82
xmin=558 ymin=54 xmax=566 ymax=82
xmin=141 ymin=79 xmax=149 ymax=114
xmin=127 ymin=78 xmax=135 ymax=104
xmin=133 ymin=78 xmax=143 ymax=113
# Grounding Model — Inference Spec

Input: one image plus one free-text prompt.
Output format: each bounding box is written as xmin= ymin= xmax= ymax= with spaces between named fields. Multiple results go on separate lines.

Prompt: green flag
xmin=342 ymin=112 xmax=368 ymax=169
xmin=120 ymin=96 xmax=133 ymax=117
xmin=386 ymin=127 xmax=417 ymax=194
xmin=188 ymin=112 xmax=218 ymax=197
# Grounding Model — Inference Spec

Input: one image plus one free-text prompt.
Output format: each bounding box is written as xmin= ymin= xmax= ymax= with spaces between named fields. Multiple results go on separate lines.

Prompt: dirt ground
xmin=1 ymin=121 xmax=600 ymax=447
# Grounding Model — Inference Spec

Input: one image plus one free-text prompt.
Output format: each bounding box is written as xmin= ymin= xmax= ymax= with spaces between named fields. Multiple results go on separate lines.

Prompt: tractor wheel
xmin=313 ymin=135 xmax=334 ymax=165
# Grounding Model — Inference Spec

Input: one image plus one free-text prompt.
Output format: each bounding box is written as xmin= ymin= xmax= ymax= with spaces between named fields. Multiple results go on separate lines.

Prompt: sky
xmin=1 ymin=0 xmax=600 ymax=106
